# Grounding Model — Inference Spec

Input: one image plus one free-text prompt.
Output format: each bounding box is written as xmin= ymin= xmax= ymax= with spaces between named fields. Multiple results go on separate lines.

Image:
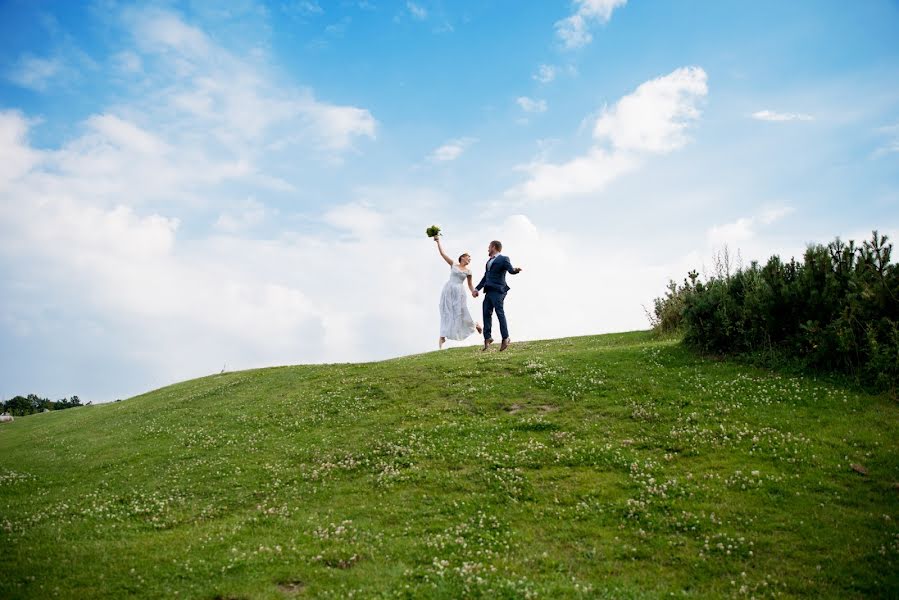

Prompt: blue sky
xmin=1 ymin=0 xmax=898 ymax=402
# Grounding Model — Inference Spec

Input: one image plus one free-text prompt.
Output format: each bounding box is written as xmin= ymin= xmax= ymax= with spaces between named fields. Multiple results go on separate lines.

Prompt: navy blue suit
xmin=475 ymin=254 xmax=518 ymax=341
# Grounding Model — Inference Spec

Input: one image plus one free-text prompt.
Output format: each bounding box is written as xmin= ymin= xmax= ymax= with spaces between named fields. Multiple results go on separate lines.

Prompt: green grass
xmin=1 ymin=331 xmax=897 ymax=598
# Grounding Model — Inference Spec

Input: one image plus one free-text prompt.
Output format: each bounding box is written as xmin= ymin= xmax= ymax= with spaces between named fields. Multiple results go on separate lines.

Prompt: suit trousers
xmin=482 ymin=288 xmax=509 ymax=340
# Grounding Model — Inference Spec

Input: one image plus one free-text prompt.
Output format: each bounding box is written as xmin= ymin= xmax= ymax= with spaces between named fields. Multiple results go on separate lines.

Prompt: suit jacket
xmin=475 ymin=254 xmax=517 ymax=293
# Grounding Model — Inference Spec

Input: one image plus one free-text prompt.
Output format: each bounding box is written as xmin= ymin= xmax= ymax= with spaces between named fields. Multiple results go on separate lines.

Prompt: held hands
xmin=472 ymin=290 xmax=479 ymax=298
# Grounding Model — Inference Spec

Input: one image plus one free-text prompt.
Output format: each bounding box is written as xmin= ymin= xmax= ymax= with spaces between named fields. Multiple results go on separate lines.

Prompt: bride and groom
xmin=434 ymin=236 xmax=522 ymax=351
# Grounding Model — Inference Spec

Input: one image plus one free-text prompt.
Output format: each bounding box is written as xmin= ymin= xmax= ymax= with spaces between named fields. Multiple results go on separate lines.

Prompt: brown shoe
xmin=500 ymin=338 xmax=511 ymax=351
xmin=482 ymin=338 xmax=493 ymax=351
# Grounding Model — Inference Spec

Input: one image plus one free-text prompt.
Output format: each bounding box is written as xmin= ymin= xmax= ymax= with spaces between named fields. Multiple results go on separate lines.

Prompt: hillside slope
xmin=1 ymin=331 xmax=897 ymax=598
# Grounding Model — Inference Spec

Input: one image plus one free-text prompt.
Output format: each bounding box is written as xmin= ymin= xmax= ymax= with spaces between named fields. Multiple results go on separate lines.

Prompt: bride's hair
xmin=458 ymin=253 xmax=470 ymax=262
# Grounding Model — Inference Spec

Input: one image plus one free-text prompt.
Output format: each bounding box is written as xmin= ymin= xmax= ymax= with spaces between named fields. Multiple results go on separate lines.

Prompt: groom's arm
xmin=475 ymin=273 xmax=486 ymax=291
xmin=504 ymin=256 xmax=522 ymax=275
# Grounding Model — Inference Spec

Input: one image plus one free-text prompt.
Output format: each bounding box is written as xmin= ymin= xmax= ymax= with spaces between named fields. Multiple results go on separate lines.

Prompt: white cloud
xmin=428 ymin=137 xmax=477 ymax=162
xmin=533 ymin=64 xmax=557 ymax=84
xmin=707 ymin=217 xmax=755 ymax=246
xmin=0 ymin=111 xmax=40 ymax=190
xmin=555 ymin=0 xmax=627 ymax=49
xmin=751 ymin=110 xmax=815 ymax=122
xmin=407 ymin=2 xmax=428 ymax=20
xmin=214 ymin=198 xmax=269 ymax=232
xmin=132 ymin=9 xmax=212 ymax=59
xmin=322 ymin=202 xmax=386 ymax=237
xmin=86 ymin=114 xmax=170 ymax=155
xmin=516 ymin=97 xmax=548 ymax=114
xmin=758 ymin=206 xmax=794 ymax=225
xmin=593 ymin=66 xmax=708 ymax=153
xmin=40 ymin=112 xmax=247 ymax=207
xmin=555 ymin=16 xmax=591 ymax=49
xmin=514 ymin=148 xmax=638 ymax=201
xmin=510 ymin=66 xmax=707 ymax=201
xmin=301 ymin=102 xmax=377 ymax=149
xmin=0 ymin=193 xmax=323 ymax=380
xmin=1 ymin=178 xmax=471 ymax=399
xmin=575 ymin=0 xmax=628 ymax=21
xmin=707 ymin=206 xmax=794 ymax=247
xmin=126 ymin=8 xmax=376 ymax=153
xmin=0 ymin=8 xmax=390 ymax=401
xmin=287 ymin=1 xmax=324 ymax=16
xmin=6 ymin=54 xmax=63 ymax=91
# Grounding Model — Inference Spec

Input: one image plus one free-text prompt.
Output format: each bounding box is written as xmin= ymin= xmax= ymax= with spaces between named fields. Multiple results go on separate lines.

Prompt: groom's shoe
xmin=500 ymin=338 xmax=511 ymax=351
xmin=482 ymin=338 xmax=493 ymax=351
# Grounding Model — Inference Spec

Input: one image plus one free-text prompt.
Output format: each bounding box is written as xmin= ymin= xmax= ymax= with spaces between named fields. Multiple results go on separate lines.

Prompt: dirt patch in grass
xmin=277 ymin=580 xmax=305 ymax=595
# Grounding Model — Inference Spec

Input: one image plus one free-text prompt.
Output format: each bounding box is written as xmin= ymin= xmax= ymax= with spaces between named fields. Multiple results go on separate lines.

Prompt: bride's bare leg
xmin=476 ymin=323 xmax=483 ymax=334
xmin=439 ymin=336 xmax=446 ymax=349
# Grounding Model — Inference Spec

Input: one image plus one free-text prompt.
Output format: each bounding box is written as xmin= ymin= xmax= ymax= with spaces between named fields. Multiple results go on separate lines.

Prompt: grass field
xmin=1 ymin=331 xmax=897 ymax=598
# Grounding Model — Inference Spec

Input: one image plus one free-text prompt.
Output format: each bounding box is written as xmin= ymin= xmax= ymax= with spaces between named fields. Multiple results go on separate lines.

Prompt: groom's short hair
xmin=490 ymin=240 xmax=502 ymax=251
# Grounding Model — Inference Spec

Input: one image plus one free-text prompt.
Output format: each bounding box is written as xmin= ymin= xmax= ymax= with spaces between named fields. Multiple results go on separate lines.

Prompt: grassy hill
xmin=1 ymin=331 xmax=897 ymax=598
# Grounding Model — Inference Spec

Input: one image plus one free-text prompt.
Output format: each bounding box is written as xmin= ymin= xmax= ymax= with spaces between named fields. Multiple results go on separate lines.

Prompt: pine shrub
xmin=653 ymin=231 xmax=899 ymax=392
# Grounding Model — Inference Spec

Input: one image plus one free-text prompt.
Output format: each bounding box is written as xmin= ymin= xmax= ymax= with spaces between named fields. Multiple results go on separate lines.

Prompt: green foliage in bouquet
xmin=426 ymin=225 xmax=441 ymax=238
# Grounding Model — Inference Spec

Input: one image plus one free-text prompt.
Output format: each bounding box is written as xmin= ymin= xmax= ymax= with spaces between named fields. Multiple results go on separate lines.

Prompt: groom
xmin=473 ymin=240 xmax=522 ymax=351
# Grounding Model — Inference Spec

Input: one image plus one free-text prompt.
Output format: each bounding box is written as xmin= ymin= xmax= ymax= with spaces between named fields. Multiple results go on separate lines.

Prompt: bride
xmin=433 ymin=235 xmax=482 ymax=349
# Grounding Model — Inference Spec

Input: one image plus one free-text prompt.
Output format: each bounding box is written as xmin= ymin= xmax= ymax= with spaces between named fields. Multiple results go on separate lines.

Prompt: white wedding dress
xmin=439 ymin=265 xmax=478 ymax=340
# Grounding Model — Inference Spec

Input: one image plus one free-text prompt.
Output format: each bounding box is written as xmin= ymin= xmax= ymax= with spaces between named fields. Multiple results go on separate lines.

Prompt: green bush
xmin=647 ymin=270 xmax=698 ymax=334
xmin=653 ymin=231 xmax=899 ymax=392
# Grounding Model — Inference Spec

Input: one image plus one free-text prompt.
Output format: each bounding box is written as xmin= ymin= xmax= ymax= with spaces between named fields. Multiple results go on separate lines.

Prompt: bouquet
xmin=425 ymin=225 xmax=441 ymax=238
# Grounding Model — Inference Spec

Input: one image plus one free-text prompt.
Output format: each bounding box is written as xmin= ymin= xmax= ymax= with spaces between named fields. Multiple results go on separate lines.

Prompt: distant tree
xmin=54 ymin=396 xmax=82 ymax=410
xmin=27 ymin=394 xmax=44 ymax=412
xmin=31 ymin=394 xmax=53 ymax=412
xmin=3 ymin=394 xmax=85 ymax=416
xmin=4 ymin=396 xmax=33 ymax=416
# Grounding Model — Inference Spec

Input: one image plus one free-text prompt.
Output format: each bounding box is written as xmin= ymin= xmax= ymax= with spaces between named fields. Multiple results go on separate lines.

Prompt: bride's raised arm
xmin=434 ymin=236 xmax=453 ymax=266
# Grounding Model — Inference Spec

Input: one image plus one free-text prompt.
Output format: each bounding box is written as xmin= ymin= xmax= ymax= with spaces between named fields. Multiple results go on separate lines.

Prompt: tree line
xmin=2 ymin=394 xmax=89 ymax=416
